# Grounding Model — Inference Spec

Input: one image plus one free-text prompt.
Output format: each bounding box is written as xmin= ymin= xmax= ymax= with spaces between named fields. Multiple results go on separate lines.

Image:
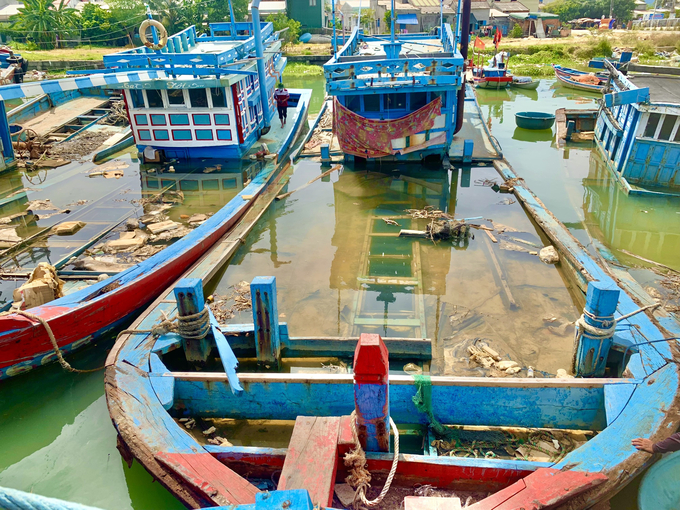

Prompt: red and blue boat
xmin=553 ymin=65 xmax=607 ymax=93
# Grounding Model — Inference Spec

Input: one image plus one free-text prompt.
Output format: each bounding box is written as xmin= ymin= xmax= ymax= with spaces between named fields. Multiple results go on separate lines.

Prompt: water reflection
xmin=512 ymin=127 xmax=554 ymax=143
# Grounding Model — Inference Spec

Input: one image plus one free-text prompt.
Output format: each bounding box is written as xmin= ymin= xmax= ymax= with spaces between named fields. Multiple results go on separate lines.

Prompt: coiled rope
xmin=3 ymin=306 xmax=210 ymax=374
xmin=572 ymin=302 xmax=661 ymax=372
xmin=344 ymin=410 xmax=399 ymax=508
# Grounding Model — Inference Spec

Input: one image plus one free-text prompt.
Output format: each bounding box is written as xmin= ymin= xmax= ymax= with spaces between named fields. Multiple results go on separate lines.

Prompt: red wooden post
xmin=353 ymin=333 xmax=390 ymax=453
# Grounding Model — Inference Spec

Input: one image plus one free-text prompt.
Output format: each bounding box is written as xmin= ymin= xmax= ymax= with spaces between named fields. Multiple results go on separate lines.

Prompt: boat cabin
xmin=323 ymin=26 xmax=464 ymax=163
xmin=103 ymin=22 xmax=286 ymax=161
xmin=595 ymin=63 xmax=680 ymax=197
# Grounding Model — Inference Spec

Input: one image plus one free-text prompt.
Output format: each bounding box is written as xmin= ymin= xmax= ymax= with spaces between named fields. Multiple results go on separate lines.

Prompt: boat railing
xmin=324 ymin=56 xmax=463 ymax=92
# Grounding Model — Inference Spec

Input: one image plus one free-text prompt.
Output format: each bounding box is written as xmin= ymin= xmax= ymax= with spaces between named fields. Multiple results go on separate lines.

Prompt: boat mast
xmin=251 ymin=0 xmax=271 ymax=134
xmin=144 ymin=4 xmax=161 ymax=54
xmin=390 ymin=0 xmax=395 ymax=41
xmin=332 ymin=0 xmax=337 ymax=56
xmin=440 ymin=0 xmax=443 ymax=40
xmin=228 ymin=0 xmax=237 ymax=38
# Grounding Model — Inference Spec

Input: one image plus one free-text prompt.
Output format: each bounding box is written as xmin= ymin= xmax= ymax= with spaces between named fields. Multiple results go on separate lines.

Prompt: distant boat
xmin=553 ymin=65 xmax=606 ymax=93
xmin=510 ymin=76 xmax=540 ymax=90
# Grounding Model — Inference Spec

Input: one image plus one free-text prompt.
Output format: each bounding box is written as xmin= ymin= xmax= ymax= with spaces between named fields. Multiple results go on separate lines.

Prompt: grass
xmin=17 ymin=46 xmax=128 ymax=61
xmin=283 ymin=62 xmax=325 ymax=77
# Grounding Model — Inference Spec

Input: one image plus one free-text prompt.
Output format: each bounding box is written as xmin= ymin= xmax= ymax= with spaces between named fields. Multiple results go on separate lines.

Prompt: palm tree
xmin=10 ymin=0 xmax=79 ymax=49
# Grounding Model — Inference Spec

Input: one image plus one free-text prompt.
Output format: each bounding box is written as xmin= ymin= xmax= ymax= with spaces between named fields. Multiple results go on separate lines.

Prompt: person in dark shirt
xmin=274 ymin=83 xmax=289 ymax=128
xmin=632 ymin=432 xmax=680 ymax=453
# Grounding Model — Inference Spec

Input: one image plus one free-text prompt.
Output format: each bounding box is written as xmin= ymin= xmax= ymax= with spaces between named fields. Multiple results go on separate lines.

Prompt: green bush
xmin=635 ymin=40 xmax=655 ymax=56
xmin=593 ymin=37 xmax=612 ymax=56
xmin=510 ymin=24 xmax=523 ymax=38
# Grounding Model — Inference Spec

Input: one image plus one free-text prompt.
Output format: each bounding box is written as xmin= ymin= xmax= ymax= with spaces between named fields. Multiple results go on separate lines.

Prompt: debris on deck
xmin=11 ymin=262 xmax=64 ymax=310
xmin=209 ymin=281 xmax=252 ymax=322
xmin=54 ymin=221 xmax=85 ymax=236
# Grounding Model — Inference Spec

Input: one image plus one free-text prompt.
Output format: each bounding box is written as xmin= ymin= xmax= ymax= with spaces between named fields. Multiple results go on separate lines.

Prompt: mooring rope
xmin=344 ymin=410 xmax=399 ymax=508
xmin=572 ymin=302 xmax=661 ymax=373
xmin=3 ymin=306 xmax=210 ymax=375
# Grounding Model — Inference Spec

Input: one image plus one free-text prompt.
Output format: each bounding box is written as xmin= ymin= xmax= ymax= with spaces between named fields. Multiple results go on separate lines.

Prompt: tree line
xmin=2 ymin=0 xmax=300 ymax=50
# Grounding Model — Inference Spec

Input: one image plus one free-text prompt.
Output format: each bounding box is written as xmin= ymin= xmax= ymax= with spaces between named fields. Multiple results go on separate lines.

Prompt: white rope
xmin=345 ymin=410 xmax=400 ymax=508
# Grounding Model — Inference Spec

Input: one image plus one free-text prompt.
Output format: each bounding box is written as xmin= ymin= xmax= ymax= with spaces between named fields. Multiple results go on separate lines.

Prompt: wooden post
xmin=463 ymin=139 xmax=473 ymax=163
xmin=174 ymin=278 xmax=210 ymax=363
xmin=574 ymin=281 xmax=619 ymax=377
xmin=320 ymin=143 xmax=331 ymax=166
xmin=251 ymin=276 xmax=281 ymax=367
xmin=353 ymin=333 xmax=390 ymax=453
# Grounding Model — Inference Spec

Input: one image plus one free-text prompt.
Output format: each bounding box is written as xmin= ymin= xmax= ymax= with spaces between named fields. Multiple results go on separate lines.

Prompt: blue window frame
xmin=203 ymin=179 xmax=219 ymax=190
xmin=169 ymin=114 xmax=189 ymax=125
xmin=161 ymin=179 xmax=177 ymax=190
xmin=216 ymin=129 xmax=232 ymax=141
xmin=146 ymin=178 xmax=159 ymax=189
xmin=222 ymin=178 xmax=237 ymax=189
xmin=135 ymin=114 xmax=148 ymax=125
xmin=179 ymin=180 xmax=199 ymax=191
xmin=214 ymin=114 xmax=230 ymax=125
xmin=138 ymin=129 xmax=152 ymax=141
xmin=129 ymin=89 xmax=145 ymax=108
xmin=172 ymin=130 xmax=192 ymax=141
xmin=153 ymin=129 xmax=169 ymax=141
xmin=195 ymin=129 xmax=213 ymax=141
xmin=193 ymin=114 xmax=211 ymax=125
xmin=151 ymin=114 xmax=166 ymax=126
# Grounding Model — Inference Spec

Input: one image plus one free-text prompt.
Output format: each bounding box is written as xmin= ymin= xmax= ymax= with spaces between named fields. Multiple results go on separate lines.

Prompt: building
xmin=509 ymin=11 xmax=559 ymax=36
xmin=288 ymin=0 xmax=325 ymax=29
xmin=470 ymin=1 xmax=491 ymax=32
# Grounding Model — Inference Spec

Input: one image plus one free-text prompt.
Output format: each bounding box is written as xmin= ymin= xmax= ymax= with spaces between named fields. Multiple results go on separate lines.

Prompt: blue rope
xmin=0 ymin=487 xmax=104 ymax=510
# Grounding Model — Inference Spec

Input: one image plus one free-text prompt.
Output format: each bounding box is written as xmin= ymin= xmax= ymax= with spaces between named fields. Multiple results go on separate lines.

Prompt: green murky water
xmin=0 ymin=76 xmax=674 ymax=509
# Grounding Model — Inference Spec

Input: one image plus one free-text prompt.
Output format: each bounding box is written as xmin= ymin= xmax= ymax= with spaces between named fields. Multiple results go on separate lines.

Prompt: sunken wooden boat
xmin=553 ymin=65 xmax=606 ymax=93
xmin=105 ymin=151 xmax=680 ymax=509
xmin=0 ymin=86 xmax=312 ymax=380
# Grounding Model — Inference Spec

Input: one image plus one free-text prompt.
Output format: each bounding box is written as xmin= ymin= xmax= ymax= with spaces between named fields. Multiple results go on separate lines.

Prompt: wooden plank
xmin=208 ymin=308 xmax=243 ymax=394
xmin=278 ymin=416 xmax=340 ymax=507
xmin=405 ymin=496 xmax=461 ymax=510
xmin=603 ymin=382 xmax=637 ymax=426
xmin=466 ymin=467 xmax=608 ymax=510
xmin=480 ymin=233 xmax=517 ymax=310
xmin=156 ymin=451 xmax=259 ymax=507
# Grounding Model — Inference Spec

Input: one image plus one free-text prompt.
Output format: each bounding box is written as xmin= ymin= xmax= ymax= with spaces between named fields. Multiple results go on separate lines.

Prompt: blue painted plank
xmin=250 ymin=276 xmax=280 ymax=366
xmin=603 ymin=382 xmax=637 ymax=426
xmin=604 ymin=88 xmax=650 ymax=107
xmin=208 ymin=308 xmax=243 ymax=395
xmin=172 ymin=377 xmax=608 ymax=430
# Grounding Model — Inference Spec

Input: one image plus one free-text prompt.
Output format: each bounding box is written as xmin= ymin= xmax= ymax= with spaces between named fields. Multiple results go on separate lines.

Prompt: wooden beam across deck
xmin=168 ymin=372 xmax=638 ymax=431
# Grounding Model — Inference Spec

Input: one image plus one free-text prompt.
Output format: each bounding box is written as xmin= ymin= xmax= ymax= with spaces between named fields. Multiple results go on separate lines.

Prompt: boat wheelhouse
xmin=595 ymin=62 xmax=680 ymax=197
xmin=102 ymin=17 xmax=285 ymax=162
xmin=323 ymin=24 xmax=464 ymax=163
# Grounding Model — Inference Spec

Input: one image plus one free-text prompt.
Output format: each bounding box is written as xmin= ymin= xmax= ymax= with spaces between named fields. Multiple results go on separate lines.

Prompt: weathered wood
xmin=149 ymin=353 xmax=174 ymax=410
xmin=575 ymin=281 xmax=619 ymax=377
xmin=354 ymin=334 xmax=390 ymax=452
xmin=174 ymin=278 xmax=210 ymax=363
xmin=603 ymin=382 xmax=637 ymax=426
xmin=156 ymin=451 xmax=259 ymax=506
xmin=405 ymin=496 xmax=461 ymax=510
xmin=480 ymin=233 xmax=517 ymax=310
xmin=251 ymin=276 xmax=280 ymax=367
xmin=208 ymin=308 xmax=243 ymax=394
xmin=466 ymin=467 xmax=608 ymax=510
xmin=483 ymin=229 xmax=498 ymax=243
xmin=278 ymin=416 xmax=340 ymax=507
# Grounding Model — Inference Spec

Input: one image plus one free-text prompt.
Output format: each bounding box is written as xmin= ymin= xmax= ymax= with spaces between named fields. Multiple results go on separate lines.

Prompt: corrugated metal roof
xmin=493 ymin=1 xmax=529 ymax=12
xmin=410 ymin=0 xmax=439 ymax=7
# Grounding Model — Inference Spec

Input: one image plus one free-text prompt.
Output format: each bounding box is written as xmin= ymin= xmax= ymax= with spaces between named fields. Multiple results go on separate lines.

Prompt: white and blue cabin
xmin=324 ymin=24 xmax=464 ymax=164
xmin=595 ymin=62 xmax=680 ymax=198
xmin=102 ymin=20 xmax=285 ymax=162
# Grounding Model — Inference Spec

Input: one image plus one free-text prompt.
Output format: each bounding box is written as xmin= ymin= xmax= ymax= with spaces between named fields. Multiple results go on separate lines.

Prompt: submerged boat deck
xmin=450 ymin=86 xmax=502 ymax=161
xmin=20 ymin=96 xmax=109 ymax=136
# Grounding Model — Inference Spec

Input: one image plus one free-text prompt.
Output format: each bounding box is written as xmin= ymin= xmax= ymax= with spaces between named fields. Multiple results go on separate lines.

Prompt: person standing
xmin=274 ymin=83 xmax=290 ymax=128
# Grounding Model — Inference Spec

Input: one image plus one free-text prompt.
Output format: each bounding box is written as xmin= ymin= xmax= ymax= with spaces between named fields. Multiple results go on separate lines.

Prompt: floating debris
xmin=54 ymin=221 xmax=85 ymax=236
xmin=209 ymin=281 xmax=252 ymax=322
xmin=539 ymin=246 xmax=560 ymax=264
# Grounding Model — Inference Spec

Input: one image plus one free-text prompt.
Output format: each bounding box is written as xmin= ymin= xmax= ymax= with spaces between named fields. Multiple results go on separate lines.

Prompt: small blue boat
xmin=515 ymin=111 xmax=555 ymax=130
xmin=553 ymin=65 xmax=607 ymax=93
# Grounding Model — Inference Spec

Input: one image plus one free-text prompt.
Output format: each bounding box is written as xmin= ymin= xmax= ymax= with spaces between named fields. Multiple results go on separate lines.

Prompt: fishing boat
xmin=593 ymin=60 xmax=680 ymax=197
xmin=104 ymin=148 xmax=680 ymax=510
xmin=510 ymin=76 xmax=539 ymax=90
xmin=322 ymin=2 xmax=464 ymax=163
xmin=0 ymin=4 xmax=312 ymax=380
xmin=472 ymin=51 xmax=513 ymax=90
xmin=553 ymin=65 xmax=607 ymax=93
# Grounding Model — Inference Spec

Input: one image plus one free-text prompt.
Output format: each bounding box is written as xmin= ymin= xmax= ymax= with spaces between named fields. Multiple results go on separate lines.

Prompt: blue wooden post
xmin=251 ymin=276 xmax=280 ymax=367
xmin=174 ymin=278 xmax=210 ymax=363
xmin=320 ymin=143 xmax=331 ymax=166
xmin=566 ymin=120 xmax=576 ymax=139
xmin=574 ymin=281 xmax=620 ymax=377
xmin=353 ymin=333 xmax=390 ymax=452
xmin=463 ymin=139 xmax=474 ymax=163
xmin=460 ymin=166 xmax=471 ymax=187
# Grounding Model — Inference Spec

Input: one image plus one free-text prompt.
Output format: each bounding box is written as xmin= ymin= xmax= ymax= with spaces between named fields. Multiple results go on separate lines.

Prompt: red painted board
xmin=155 ymin=451 xmax=259 ymax=507
xmin=278 ymin=416 xmax=341 ymax=507
xmin=338 ymin=415 xmax=355 ymax=456
xmin=467 ymin=468 xmax=609 ymax=510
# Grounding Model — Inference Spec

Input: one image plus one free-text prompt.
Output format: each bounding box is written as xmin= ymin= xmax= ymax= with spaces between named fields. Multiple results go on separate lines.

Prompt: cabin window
xmin=658 ymin=115 xmax=676 ymax=141
xmin=138 ymin=129 xmax=151 ymax=141
xmin=223 ymin=178 xmax=237 ymax=189
xmin=130 ymin=89 xmax=145 ymax=108
xmin=214 ymin=114 xmax=230 ymax=125
xmin=310 ymin=0 xmax=316 ymax=5
xmin=147 ymin=89 xmax=164 ymax=108
xmin=167 ymin=89 xmax=185 ymax=106
xmin=431 ymin=91 xmax=446 ymax=107
xmin=196 ymin=129 xmax=214 ymax=140
xmin=364 ymin=95 xmax=381 ymax=112
xmin=172 ymin=129 xmax=192 ymax=141
xmin=161 ymin=179 xmax=177 ymax=190
xmin=169 ymin=114 xmax=190 ymax=125
xmin=153 ymin=129 xmax=169 ymax=140
xmin=210 ymin=88 xmax=227 ymax=108
xmin=346 ymin=95 xmax=361 ymax=112
xmin=411 ymin=92 xmax=427 ymax=110
xmin=385 ymin=94 xmax=406 ymax=110
xmin=643 ymin=113 xmax=661 ymax=138
xmin=150 ymin=114 xmax=166 ymax=126
xmin=217 ymin=129 xmax=233 ymax=141
xmin=189 ymin=89 xmax=209 ymax=108
xmin=193 ymin=114 xmax=212 ymax=125
xmin=135 ymin=114 xmax=148 ymax=125
xmin=203 ymin=179 xmax=219 ymax=190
